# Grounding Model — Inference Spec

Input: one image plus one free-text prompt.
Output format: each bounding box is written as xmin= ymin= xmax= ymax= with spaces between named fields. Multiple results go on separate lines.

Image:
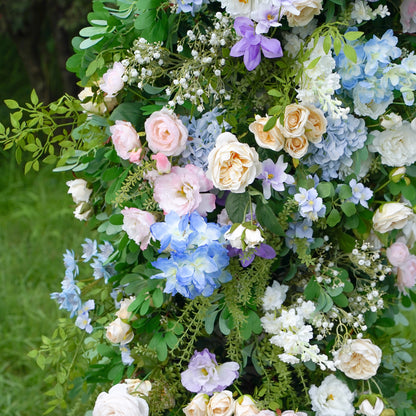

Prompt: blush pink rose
xmin=153 ymin=165 xmax=216 ymax=216
xmin=99 ymin=62 xmax=125 ymax=97
xmin=110 ymin=120 xmax=143 ymax=164
xmin=145 ymin=108 xmax=188 ymax=156
xmin=397 ymin=254 xmax=416 ymax=292
xmin=152 ymin=152 xmax=171 ymax=174
xmin=386 ymin=241 xmax=410 ymax=267
xmin=400 ymin=0 xmax=416 ymax=33
xmin=121 ymin=208 xmax=156 ymax=250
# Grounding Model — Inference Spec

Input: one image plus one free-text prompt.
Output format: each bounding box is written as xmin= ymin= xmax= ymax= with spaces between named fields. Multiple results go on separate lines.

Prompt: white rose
xmin=207 ymin=132 xmax=261 ymax=193
xmin=358 ymin=397 xmax=384 ymax=416
xmin=285 ymin=0 xmax=323 ymax=27
xmin=207 ymin=391 xmax=235 ymax=416
xmin=67 ymin=179 xmax=92 ymax=204
xmin=380 ymin=113 xmax=402 ymax=129
xmin=368 ymin=121 xmax=416 ymax=166
xmin=235 ymin=395 xmax=259 ymax=416
xmin=333 ymin=339 xmax=382 ymax=380
xmin=78 ymin=86 xmax=117 ymax=114
xmin=183 ymin=393 xmax=210 ymax=416
xmin=411 ymin=117 xmax=416 ymax=131
xmin=373 ymin=202 xmax=413 ymax=234
xmin=93 ymin=383 xmax=149 ymax=416
xmin=281 ymin=104 xmax=310 ymax=138
xmin=73 ymin=203 xmax=92 ymax=222
xmin=282 ymin=411 xmax=308 ymax=416
xmin=125 ymin=379 xmax=152 ymax=396
xmin=224 ymin=224 xmax=245 ymax=249
xmin=244 ymin=228 xmax=264 ymax=249
xmin=106 ymin=317 xmax=134 ymax=344
xmin=249 ymin=115 xmax=285 ymax=151
xmin=309 ymin=374 xmax=355 ymax=416
xmin=402 ymin=214 xmax=416 ymax=247
xmin=116 ymin=296 xmax=137 ymax=321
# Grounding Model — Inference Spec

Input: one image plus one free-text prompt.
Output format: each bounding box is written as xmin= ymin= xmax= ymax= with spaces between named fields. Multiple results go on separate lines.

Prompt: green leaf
xmin=108 ymin=364 xmax=124 ymax=382
xmin=30 ymin=89 xmax=39 ymax=106
xmin=316 ymin=182 xmax=335 ymax=198
xmin=327 ymin=208 xmax=341 ymax=227
xmin=256 ymin=200 xmax=285 ymax=236
xmin=332 ymin=293 xmax=348 ymax=307
xmin=344 ymin=31 xmax=364 ymax=41
xmin=134 ymin=9 xmax=157 ymax=30
xmin=110 ymin=102 xmax=143 ymax=127
xmin=333 ymin=37 xmax=342 ymax=55
xmin=147 ymin=13 xmax=168 ymax=42
xmin=338 ymin=184 xmax=352 ymax=200
xmin=79 ymin=26 xmax=108 ymax=37
xmin=323 ymin=35 xmax=332 ymax=54
xmin=340 ymin=201 xmax=356 ymax=217
xmin=205 ymin=308 xmax=220 ymax=334
xmin=307 ymin=56 xmax=321 ymax=70
xmin=219 ymin=309 xmax=231 ymax=335
xmin=343 ymin=43 xmax=357 ymax=63
xmin=164 ymin=332 xmax=178 ymax=349
xmin=4 ymin=99 xmax=19 ymax=109
xmin=109 ymin=214 xmax=124 ymax=225
xmin=225 ymin=192 xmax=250 ymax=223
xmin=136 ymin=0 xmax=162 ymax=9
xmin=79 ymin=36 xmax=104 ymax=49
xmin=152 ymin=288 xmax=164 ymax=308
xmin=304 ymin=277 xmax=320 ymax=300
xmin=263 ymin=115 xmax=277 ymax=132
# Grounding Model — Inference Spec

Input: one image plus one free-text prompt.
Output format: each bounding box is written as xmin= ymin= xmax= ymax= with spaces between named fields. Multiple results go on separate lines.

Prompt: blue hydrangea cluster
xmin=151 ymin=212 xmax=232 ymax=299
xmin=335 ymin=29 xmax=416 ymax=110
xmin=176 ymin=0 xmax=210 ymax=15
xmin=285 ymin=217 xmax=315 ymax=252
xmin=180 ymin=108 xmax=230 ymax=171
xmin=305 ymin=114 xmax=368 ymax=180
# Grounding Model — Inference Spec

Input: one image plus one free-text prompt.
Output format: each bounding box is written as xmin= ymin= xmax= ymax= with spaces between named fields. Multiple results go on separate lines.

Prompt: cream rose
xmin=304 ymin=105 xmax=326 ymax=143
xmin=249 ymin=115 xmax=285 ymax=151
xmin=125 ymin=379 xmax=152 ymax=396
xmin=145 ymin=108 xmax=188 ymax=156
xmin=67 ymin=179 xmax=92 ymax=204
xmin=116 ymin=296 xmax=137 ymax=321
xmin=285 ymin=0 xmax=323 ymax=27
xmin=235 ymin=395 xmax=259 ymax=416
xmin=333 ymin=339 xmax=382 ymax=380
xmin=207 ymin=391 xmax=235 ymax=416
xmin=73 ymin=203 xmax=93 ymax=222
xmin=207 ymin=132 xmax=261 ymax=193
xmin=284 ymin=135 xmax=309 ymax=159
xmin=281 ymin=104 xmax=310 ymax=138
xmin=282 ymin=411 xmax=308 ymax=416
xmin=358 ymin=397 xmax=385 ymax=416
xmin=106 ymin=318 xmax=134 ymax=344
xmin=184 ymin=393 xmax=210 ymax=416
xmin=93 ymin=383 xmax=149 ymax=416
xmin=372 ymin=202 xmax=413 ymax=234
xmin=78 ymin=86 xmax=117 ymax=114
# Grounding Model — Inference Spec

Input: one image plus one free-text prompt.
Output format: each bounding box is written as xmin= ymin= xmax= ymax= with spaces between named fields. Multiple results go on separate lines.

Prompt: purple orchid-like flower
xmin=228 ymin=243 xmax=276 ymax=267
xmin=181 ymin=348 xmax=239 ymax=395
xmin=230 ymin=17 xmax=283 ymax=71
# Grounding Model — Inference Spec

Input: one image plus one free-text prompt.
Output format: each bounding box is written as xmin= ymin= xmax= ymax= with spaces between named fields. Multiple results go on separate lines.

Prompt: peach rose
xmin=207 ymin=132 xmax=261 ymax=193
xmin=333 ymin=339 xmax=382 ymax=380
xmin=145 ymin=108 xmax=188 ymax=156
xmin=249 ymin=115 xmax=285 ymax=151
xmin=110 ymin=120 xmax=142 ymax=164
xmin=285 ymin=0 xmax=323 ymax=27
xmin=284 ymin=135 xmax=309 ymax=159
xmin=183 ymin=393 xmax=210 ymax=416
xmin=207 ymin=391 xmax=235 ymax=416
xmin=304 ymin=105 xmax=327 ymax=143
xmin=281 ymin=104 xmax=310 ymax=138
xmin=235 ymin=395 xmax=259 ymax=416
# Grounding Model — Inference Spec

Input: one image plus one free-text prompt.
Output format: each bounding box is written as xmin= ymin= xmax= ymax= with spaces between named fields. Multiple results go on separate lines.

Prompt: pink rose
xmin=153 ymin=165 xmax=216 ymax=216
xmin=386 ymin=241 xmax=410 ymax=267
xmin=145 ymin=108 xmax=188 ymax=156
xmin=397 ymin=254 xmax=416 ymax=292
xmin=110 ymin=120 xmax=143 ymax=164
xmin=152 ymin=152 xmax=171 ymax=174
xmin=121 ymin=208 xmax=156 ymax=250
xmin=400 ymin=0 xmax=416 ymax=33
xmin=99 ymin=62 xmax=125 ymax=97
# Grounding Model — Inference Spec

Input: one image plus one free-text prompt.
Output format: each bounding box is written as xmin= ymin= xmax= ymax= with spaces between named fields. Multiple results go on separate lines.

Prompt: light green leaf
xmin=327 ymin=208 xmax=341 ymax=227
xmin=30 ymin=89 xmax=39 ymax=105
xmin=343 ymin=43 xmax=357 ymax=63
xmin=344 ymin=31 xmax=364 ymax=41
xmin=4 ymin=99 xmax=19 ymax=109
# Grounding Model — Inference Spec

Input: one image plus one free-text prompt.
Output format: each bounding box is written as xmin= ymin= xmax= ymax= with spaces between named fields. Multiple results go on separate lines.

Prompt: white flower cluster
xmin=260 ymin=282 xmax=335 ymax=370
xmin=296 ymin=37 xmax=349 ymax=119
xmin=350 ymin=0 xmax=390 ymax=25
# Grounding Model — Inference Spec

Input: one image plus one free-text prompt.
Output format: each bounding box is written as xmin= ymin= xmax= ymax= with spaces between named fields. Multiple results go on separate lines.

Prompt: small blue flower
xmin=97 ymin=241 xmax=115 ymax=262
xmin=120 ymin=344 xmax=135 ymax=366
xmin=75 ymin=299 xmax=95 ymax=333
xmin=348 ymin=179 xmax=373 ymax=208
xmin=63 ymin=249 xmax=79 ymax=276
xmin=294 ymin=188 xmax=326 ymax=221
xmin=81 ymin=238 xmax=97 ymax=262
xmin=176 ymin=0 xmax=209 ymax=16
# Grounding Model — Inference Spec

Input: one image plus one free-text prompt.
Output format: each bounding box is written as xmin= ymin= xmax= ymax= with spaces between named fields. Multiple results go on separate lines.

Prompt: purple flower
xmin=251 ymin=5 xmax=282 ymax=34
xmin=230 ymin=17 xmax=283 ymax=71
xmin=181 ymin=349 xmax=239 ymax=395
xmin=257 ymin=156 xmax=294 ymax=199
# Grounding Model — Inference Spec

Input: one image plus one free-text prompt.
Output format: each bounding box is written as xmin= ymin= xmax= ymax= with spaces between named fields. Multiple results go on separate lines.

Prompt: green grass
xmin=0 ymin=153 xmax=91 ymax=415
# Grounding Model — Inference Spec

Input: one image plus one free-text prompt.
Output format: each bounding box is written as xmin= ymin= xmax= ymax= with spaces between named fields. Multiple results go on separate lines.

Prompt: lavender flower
xmin=230 ymin=17 xmax=283 ymax=71
xmin=181 ymin=349 xmax=239 ymax=395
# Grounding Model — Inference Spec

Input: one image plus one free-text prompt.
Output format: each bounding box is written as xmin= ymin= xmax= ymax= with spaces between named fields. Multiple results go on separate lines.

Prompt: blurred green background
xmin=0 ymin=1 xmax=93 ymax=414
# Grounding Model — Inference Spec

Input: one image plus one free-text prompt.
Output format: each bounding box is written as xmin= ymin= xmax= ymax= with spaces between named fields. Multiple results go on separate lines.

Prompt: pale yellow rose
xmin=183 ymin=393 xmax=209 ymax=416
xmin=304 ymin=105 xmax=327 ymax=143
xmin=207 ymin=391 xmax=235 ymax=416
xmin=286 ymin=0 xmax=323 ymax=27
xmin=235 ymin=395 xmax=259 ymax=416
xmin=249 ymin=115 xmax=285 ymax=151
xmin=372 ymin=202 xmax=413 ymax=234
xmin=106 ymin=318 xmax=134 ymax=344
xmin=333 ymin=339 xmax=382 ymax=380
xmin=207 ymin=132 xmax=261 ymax=193
xmin=281 ymin=104 xmax=310 ymax=138
xmin=116 ymin=296 xmax=137 ymax=321
xmin=125 ymin=379 xmax=152 ymax=396
xmin=284 ymin=135 xmax=309 ymax=159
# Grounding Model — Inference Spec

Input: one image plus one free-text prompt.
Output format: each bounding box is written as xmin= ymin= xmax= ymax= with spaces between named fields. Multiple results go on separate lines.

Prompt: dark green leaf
xmin=256 ymin=200 xmax=285 ymax=236
xmin=340 ymin=201 xmax=356 ymax=217
xmin=225 ymin=192 xmax=250 ymax=223
xmin=327 ymin=208 xmax=341 ymax=227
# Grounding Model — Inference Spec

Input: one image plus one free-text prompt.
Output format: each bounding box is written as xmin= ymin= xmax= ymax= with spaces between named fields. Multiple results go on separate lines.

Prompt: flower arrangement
xmin=2 ymin=0 xmax=416 ymax=415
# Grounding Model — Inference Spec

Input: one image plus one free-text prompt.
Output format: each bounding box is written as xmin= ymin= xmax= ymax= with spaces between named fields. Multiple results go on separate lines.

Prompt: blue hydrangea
xmin=151 ymin=212 xmax=231 ymax=299
xmin=305 ymin=114 xmax=368 ymax=181
xmin=285 ymin=217 xmax=314 ymax=252
xmin=176 ymin=0 xmax=209 ymax=15
xmin=335 ymin=42 xmax=366 ymax=90
xmin=180 ymin=108 xmax=230 ymax=170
